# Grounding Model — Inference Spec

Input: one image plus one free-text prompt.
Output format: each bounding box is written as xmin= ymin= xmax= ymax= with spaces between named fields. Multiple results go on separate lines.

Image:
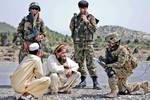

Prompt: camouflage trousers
xmin=19 ymin=45 xmax=29 ymax=63
xmin=74 ymin=43 xmax=97 ymax=77
xmin=109 ymin=68 xmax=143 ymax=93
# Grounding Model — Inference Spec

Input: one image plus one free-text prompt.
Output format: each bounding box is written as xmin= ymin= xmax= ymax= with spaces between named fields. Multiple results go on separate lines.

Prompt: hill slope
xmin=96 ymin=25 xmax=150 ymax=43
xmin=0 ymin=22 xmax=16 ymax=33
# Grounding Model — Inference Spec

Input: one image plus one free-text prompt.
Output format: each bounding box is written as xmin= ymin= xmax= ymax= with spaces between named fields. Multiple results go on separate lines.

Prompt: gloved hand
xmin=99 ymin=56 xmax=104 ymax=61
xmin=105 ymin=66 xmax=115 ymax=78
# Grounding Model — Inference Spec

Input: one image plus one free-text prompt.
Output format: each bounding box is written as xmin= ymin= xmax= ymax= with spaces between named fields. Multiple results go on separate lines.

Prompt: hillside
xmin=0 ymin=22 xmax=16 ymax=33
xmin=95 ymin=25 xmax=150 ymax=43
xmin=0 ymin=22 xmax=71 ymax=45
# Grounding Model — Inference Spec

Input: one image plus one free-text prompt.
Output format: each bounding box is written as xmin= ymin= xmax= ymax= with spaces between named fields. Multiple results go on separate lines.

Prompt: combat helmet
xmin=105 ymin=32 xmax=121 ymax=43
xmin=29 ymin=2 xmax=41 ymax=11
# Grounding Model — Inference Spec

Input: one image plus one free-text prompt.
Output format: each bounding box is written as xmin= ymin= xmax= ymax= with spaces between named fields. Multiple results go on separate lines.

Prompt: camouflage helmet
xmin=105 ymin=32 xmax=120 ymax=43
xmin=29 ymin=2 xmax=41 ymax=11
xmin=78 ymin=0 xmax=89 ymax=8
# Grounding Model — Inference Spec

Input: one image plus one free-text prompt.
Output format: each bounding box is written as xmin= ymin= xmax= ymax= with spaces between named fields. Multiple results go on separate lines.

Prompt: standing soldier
xmin=69 ymin=0 xmax=101 ymax=89
xmin=1 ymin=32 xmax=8 ymax=46
xmin=99 ymin=32 xmax=148 ymax=97
xmin=17 ymin=2 xmax=47 ymax=63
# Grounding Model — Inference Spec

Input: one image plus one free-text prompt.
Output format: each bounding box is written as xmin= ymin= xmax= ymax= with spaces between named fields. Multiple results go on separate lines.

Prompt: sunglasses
xmin=31 ymin=7 xmax=39 ymax=10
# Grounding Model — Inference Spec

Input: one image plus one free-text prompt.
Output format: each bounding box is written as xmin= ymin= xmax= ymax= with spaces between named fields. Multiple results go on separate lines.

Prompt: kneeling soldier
xmin=99 ymin=32 xmax=148 ymax=97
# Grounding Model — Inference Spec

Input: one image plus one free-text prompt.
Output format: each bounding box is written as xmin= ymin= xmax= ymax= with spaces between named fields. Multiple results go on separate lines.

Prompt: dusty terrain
xmin=0 ymin=46 xmax=150 ymax=100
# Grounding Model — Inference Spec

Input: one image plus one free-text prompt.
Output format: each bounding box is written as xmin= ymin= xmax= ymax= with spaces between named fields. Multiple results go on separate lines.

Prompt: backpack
xmin=125 ymin=46 xmax=138 ymax=69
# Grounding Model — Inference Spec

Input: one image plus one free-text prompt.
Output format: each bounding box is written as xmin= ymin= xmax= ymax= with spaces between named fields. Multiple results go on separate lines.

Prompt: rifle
xmin=93 ymin=57 xmax=107 ymax=69
xmin=93 ymin=57 xmax=116 ymax=78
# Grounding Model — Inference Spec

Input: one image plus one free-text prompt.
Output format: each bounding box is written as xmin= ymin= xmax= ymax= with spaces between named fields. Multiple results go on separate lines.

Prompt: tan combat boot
xmin=106 ymin=90 xmax=117 ymax=97
xmin=140 ymin=81 xmax=148 ymax=94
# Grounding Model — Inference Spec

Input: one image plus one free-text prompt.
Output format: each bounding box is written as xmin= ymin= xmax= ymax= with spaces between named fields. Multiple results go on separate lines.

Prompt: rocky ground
xmin=0 ymin=86 xmax=150 ymax=100
xmin=0 ymin=46 xmax=19 ymax=62
xmin=0 ymin=61 xmax=150 ymax=100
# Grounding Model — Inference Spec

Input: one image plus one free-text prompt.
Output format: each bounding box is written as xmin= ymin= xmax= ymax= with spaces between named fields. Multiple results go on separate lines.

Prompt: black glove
xmin=105 ymin=67 xmax=116 ymax=78
xmin=99 ymin=56 xmax=104 ymax=62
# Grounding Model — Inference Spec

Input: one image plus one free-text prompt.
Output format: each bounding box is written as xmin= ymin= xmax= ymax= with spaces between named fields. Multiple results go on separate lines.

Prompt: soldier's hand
xmin=40 ymin=34 xmax=45 ymax=41
xmin=35 ymin=34 xmax=41 ymax=41
xmin=81 ymin=15 xmax=89 ymax=23
xmin=23 ymin=41 xmax=29 ymax=52
xmin=99 ymin=56 xmax=104 ymax=61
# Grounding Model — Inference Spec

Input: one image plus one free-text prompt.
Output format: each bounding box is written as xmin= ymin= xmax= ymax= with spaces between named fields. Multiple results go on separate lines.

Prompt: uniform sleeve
xmin=17 ymin=18 xmax=25 ymax=34
xmin=47 ymin=56 xmax=64 ymax=74
xmin=17 ymin=17 xmax=36 ymax=41
xmin=85 ymin=15 xmax=97 ymax=33
xmin=108 ymin=48 xmax=129 ymax=69
xmin=69 ymin=17 xmax=75 ymax=38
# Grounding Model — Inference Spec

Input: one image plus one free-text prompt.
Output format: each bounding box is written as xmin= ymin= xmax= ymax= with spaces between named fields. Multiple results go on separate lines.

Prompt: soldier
xmin=1 ymin=32 xmax=8 ymax=46
xmin=17 ymin=2 xmax=47 ymax=63
xmin=69 ymin=0 xmax=101 ymax=89
xmin=99 ymin=32 xmax=148 ymax=97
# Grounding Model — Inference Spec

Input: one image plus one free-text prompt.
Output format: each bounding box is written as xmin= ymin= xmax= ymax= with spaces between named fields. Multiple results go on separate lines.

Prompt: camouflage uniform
xmin=101 ymin=33 xmax=148 ymax=97
xmin=70 ymin=11 xmax=101 ymax=89
xmin=70 ymin=13 xmax=97 ymax=77
xmin=17 ymin=13 xmax=46 ymax=63
xmin=40 ymin=37 xmax=52 ymax=58
xmin=17 ymin=2 xmax=51 ymax=63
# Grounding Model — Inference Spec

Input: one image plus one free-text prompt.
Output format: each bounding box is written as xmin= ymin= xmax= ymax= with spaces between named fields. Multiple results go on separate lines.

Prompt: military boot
xmin=118 ymin=89 xmax=130 ymax=95
xmin=140 ymin=81 xmax=148 ymax=94
xmin=106 ymin=90 xmax=117 ymax=97
xmin=92 ymin=76 xmax=101 ymax=90
xmin=75 ymin=76 xmax=86 ymax=88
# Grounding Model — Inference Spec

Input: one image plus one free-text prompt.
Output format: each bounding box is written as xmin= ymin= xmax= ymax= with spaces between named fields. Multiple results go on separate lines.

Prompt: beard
xmin=57 ymin=56 xmax=67 ymax=65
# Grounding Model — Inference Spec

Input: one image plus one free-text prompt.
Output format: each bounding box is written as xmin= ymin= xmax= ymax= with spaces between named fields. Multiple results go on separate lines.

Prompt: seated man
xmin=10 ymin=43 xmax=51 ymax=99
xmin=46 ymin=44 xmax=80 ymax=94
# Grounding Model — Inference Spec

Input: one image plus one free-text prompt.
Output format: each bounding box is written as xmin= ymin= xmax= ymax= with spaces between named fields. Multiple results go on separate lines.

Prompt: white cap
xmin=29 ymin=43 xmax=39 ymax=51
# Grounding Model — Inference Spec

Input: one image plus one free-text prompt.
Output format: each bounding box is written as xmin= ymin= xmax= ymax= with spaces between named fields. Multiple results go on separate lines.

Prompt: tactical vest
xmin=22 ymin=14 xmax=43 ymax=40
xmin=124 ymin=46 xmax=138 ymax=69
xmin=73 ymin=13 xmax=94 ymax=42
xmin=105 ymin=46 xmax=138 ymax=70
xmin=105 ymin=48 xmax=118 ymax=64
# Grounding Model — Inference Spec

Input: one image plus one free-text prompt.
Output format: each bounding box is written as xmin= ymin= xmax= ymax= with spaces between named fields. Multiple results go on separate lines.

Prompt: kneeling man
xmin=46 ymin=44 xmax=80 ymax=94
xmin=10 ymin=43 xmax=51 ymax=99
